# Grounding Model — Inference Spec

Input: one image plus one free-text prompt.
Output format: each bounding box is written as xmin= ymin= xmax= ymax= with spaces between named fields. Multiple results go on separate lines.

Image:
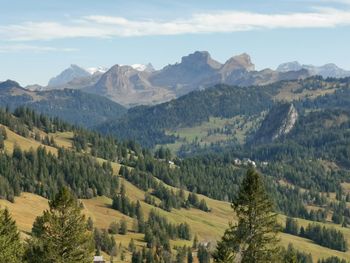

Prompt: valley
xmin=1 ymin=107 xmax=350 ymax=262
xmin=2 ymin=1 xmax=350 ymax=262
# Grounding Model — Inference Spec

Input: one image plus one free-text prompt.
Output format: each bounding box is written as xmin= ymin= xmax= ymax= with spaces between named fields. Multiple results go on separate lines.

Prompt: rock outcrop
xmin=253 ymin=103 xmax=298 ymax=143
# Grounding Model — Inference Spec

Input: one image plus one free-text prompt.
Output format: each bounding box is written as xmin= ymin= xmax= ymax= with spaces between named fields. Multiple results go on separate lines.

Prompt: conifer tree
xmin=213 ymin=169 xmax=280 ymax=263
xmin=25 ymin=187 xmax=94 ymax=263
xmin=0 ymin=207 xmax=23 ymax=263
xmin=119 ymin=217 xmax=128 ymax=235
xmin=192 ymin=234 xmax=198 ymax=249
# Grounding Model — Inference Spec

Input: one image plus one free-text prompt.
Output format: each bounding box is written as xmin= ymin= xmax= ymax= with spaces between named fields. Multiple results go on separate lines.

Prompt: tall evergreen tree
xmin=0 ymin=207 xmax=23 ymax=263
xmin=25 ymin=187 xmax=94 ymax=263
xmin=213 ymin=169 xmax=280 ymax=263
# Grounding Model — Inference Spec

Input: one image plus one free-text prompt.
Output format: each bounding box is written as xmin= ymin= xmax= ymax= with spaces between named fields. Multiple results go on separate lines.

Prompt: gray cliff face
xmin=272 ymin=104 xmax=298 ymax=140
xmin=253 ymin=103 xmax=298 ymax=143
xmin=48 ymin=64 xmax=91 ymax=87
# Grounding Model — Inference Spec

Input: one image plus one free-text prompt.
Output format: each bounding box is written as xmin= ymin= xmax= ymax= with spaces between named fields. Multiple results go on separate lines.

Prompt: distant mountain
xmin=90 ymin=51 xmax=308 ymax=106
xmin=46 ymin=52 xmax=309 ymax=107
xmin=149 ymin=51 xmax=222 ymax=96
xmin=25 ymin=84 xmax=45 ymax=91
xmin=86 ymin=66 xmax=108 ymax=75
xmin=48 ymin=72 xmax=104 ymax=91
xmin=0 ymin=80 xmax=23 ymax=90
xmin=48 ymin=64 xmax=91 ymax=87
xmin=277 ymin=61 xmax=350 ymax=78
xmin=0 ymin=80 xmax=126 ymax=127
xmin=130 ymin=63 xmax=155 ymax=72
xmin=276 ymin=61 xmax=302 ymax=72
xmin=219 ymin=53 xmax=255 ymax=77
xmin=87 ymin=64 xmax=175 ymax=107
xmin=46 ymin=63 xmax=155 ymax=91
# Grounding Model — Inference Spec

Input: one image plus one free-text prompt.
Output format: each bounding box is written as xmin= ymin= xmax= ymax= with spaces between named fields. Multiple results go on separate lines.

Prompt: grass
xmin=49 ymin=131 xmax=74 ymax=149
xmin=4 ymin=190 xmax=350 ymax=262
xmin=2 ymin=124 xmax=350 ymax=262
xmin=3 ymin=126 xmax=58 ymax=155
xmin=163 ymin=115 xmax=264 ymax=154
xmin=274 ymin=82 xmax=338 ymax=102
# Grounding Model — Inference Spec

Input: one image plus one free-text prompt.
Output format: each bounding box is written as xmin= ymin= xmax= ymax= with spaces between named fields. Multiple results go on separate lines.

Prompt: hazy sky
xmin=1 ymin=0 xmax=350 ymax=86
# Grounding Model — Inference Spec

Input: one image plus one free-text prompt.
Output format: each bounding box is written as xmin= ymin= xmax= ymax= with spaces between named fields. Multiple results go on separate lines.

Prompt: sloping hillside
xmin=0 ymin=80 xmax=126 ymax=127
xmin=1 ymin=108 xmax=350 ymax=262
xmin=97 ymin=77 xmax=350 ymax=151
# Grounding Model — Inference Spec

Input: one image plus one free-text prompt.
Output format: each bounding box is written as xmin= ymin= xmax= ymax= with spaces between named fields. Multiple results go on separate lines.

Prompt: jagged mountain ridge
xmin=277 ymin=61 xmax=350 ymax=78
xmin=45 ymin=51 xmax=310 ymax=107
xmin=87 ymin=64 xmax=175 ymax=107
xmin=48 ymin=64 xmax=91 ymax=87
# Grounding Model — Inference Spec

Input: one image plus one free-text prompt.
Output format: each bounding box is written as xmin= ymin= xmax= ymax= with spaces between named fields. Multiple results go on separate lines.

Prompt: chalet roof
xmin=93 ymin=256 xmax=104 ymax=262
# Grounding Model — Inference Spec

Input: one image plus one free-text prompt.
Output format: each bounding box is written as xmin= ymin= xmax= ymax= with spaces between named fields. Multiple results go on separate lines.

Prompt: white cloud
xmin=0 ymin=44 xmax=78 ymax=53
xmin=1 ymin=8 xmax=350 ymax=41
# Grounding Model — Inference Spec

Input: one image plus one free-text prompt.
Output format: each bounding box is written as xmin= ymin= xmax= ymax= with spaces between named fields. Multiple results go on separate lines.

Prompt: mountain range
xmin=40 ymin=51 xmax=311 ymax=107
xmin=276 ymin=61 xmax=350 ymax=78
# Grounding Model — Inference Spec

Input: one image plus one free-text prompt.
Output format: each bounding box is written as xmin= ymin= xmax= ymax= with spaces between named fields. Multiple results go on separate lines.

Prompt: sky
xmin=1 ymin=0 xmax=350 ymax=86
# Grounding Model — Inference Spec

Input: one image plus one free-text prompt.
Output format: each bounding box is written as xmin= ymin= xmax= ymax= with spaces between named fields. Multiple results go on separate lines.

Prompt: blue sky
xmin=1 ymin=0 xmax=350 ymax=86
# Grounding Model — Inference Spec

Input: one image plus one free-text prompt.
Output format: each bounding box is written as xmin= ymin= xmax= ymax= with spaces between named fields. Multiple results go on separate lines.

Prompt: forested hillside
xmin=97 ymin=84 xmax=276 ymax=147
xmin=0 ymin=80 xmax=126 ymax=127
xmin=97 ymin=77 xmax=350 ymax=150
xmin=1 ymin=107 xmax=350 ymax=262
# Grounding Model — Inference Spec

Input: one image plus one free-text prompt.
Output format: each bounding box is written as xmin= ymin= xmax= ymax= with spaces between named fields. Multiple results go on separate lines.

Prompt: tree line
xmin=0 ymin=145 xmax=118 ymax=201
xmin=285 ymin=217 xmax=348 ymax=252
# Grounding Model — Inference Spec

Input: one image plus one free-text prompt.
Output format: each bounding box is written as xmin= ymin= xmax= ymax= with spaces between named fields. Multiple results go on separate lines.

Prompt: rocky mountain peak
xmin=227 ymin=53 xmax=254 ymax=69
xmin=277 ymin=61 xmax=350 ymax=78
xmin=48 ymin=64 xmax=90 ymax=87
xmin=180 ymin=51 xmax=222 ymax=69
xmin=276 ymin=61 xmax=302 ymax=72
xmin=131 ymin=63 xmax=155 ymax=72
xmin=220 ymin=53 xmax=255 ymax=75
xmin=0 ymin=80 xmax=21 ymax=89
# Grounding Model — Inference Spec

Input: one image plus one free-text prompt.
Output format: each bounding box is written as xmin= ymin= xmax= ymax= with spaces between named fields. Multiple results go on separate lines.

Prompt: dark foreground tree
xmin=213 ymin=169 xmax=280 ymax=263
xmin=0 ymin=207 xmax=23 ymax=262
xmin=25 ymin=187 xmax=94 ymax=263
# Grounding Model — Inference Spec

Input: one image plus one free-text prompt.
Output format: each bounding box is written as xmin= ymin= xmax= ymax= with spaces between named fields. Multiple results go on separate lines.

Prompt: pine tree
xmin=119 ymin=217 xmax=128 ymax=235
xmin=285 ymin=217 xmax=299 ymax=235
xmin=213 ymin=169 xmax=281 ymax=263
xmin=128 ymin=238 xmax=136 ymax=252
xmin=0 ymin=208 xmax=23 ymax=263
xmin=283 ymin=244 xmax=298 ymax=263
xmin=108 ymin=221 xmax=119 ymax=234
xmin=187 ymin=248 xmax=193 ymax=263
xmin=197 ymin=244 xmax=210 ymax=263
xmin=87 ymin=217 xmax=94 ymax=231
xmin=25 ymin=187 xmax=94 ymax=263
xmin=192 ymin=234 xmax=198 ymax=249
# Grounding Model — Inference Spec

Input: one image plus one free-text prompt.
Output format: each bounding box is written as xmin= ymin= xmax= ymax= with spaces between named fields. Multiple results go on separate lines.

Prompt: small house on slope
xmin=93 ymin=256 xmax=105 ymax=263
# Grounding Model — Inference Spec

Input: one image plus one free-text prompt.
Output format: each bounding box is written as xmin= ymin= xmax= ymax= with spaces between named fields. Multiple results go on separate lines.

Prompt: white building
xmin=93 ymin=256 xmax=105 ymax=263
